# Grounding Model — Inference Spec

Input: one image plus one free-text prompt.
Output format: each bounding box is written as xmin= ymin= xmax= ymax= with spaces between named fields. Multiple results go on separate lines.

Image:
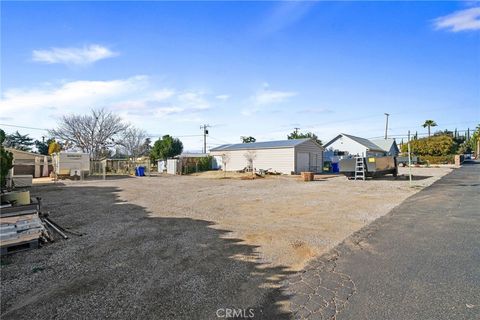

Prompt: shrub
xmin=0 ymin=129 xmax=14 ymax=188
xmin=420 ymin=155 xmax=455 ymax=164
xmin=183 ymin=156 xmax=213 ymax=174
xmin=401 ymin=135 xmax=457 ymax=156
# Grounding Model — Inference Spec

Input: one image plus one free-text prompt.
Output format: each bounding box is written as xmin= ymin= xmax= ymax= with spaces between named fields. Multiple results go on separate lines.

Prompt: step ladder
xmin=354 ymin=156 xmax=365 ymax=181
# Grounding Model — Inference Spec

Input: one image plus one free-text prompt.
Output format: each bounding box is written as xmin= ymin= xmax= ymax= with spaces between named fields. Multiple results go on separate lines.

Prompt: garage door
xmin=296 ymin=152 xmax=310 ymax=173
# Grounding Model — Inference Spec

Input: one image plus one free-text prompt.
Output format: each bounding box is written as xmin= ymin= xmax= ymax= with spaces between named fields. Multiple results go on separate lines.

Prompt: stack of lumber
xmin=0 ymin=191 xmax=47 ymax=255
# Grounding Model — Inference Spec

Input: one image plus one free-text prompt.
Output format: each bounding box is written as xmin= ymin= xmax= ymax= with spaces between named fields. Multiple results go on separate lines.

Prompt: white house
xmin=323 ymin=133 xmax=387 ymax=162
xmin=209 ymin=138 xmax=323 ymax=174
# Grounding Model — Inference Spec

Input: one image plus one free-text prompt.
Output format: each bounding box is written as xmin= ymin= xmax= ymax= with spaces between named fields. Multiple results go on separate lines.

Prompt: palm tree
xmin=422 ymin=120 xmax=438 ymax=137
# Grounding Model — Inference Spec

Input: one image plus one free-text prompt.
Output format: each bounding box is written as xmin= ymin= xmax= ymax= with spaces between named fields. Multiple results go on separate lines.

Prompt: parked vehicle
xmin=396 ymin=156 xmax=419 ymax=167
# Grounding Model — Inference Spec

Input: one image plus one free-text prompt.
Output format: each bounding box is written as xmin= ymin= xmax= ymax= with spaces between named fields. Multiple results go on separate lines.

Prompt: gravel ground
xmin=0 ymin=167 xmax=452 ymax=319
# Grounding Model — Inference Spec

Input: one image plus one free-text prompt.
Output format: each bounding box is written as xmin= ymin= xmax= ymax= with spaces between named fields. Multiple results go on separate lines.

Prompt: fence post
xmin=102 ymin=160 xmax=106 ymax=180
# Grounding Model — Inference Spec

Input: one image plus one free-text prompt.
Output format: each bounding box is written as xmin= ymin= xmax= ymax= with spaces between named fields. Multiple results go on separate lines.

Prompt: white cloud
xmin=254 ymin=83 xmax=297 ymax=105
xmin=297 ymin=108 xmax=333 ymax=114
xmin=255 ymin=90 xmax=297 ymax=105
xmin=178 ymin=91 xmax=210 ymax=110
xmin=32 ymin=44 xmax=118 ymax=65
xmin=259 ymin=2 xmax=316 ymax=35
xmin=154 ymin=107 xmax=184 ymax=118
xmin=241 ymin=84 xmax=297 ymax=116
xmin=152 ymin=89 xmax=176 ymax=101
xmin=433 ymin=7 xmax=480 ymax=32
xmin=215 ymin=94 xmax=230 ymax=101
xmin=0 ymin=76 xmax=218 ymax=123
xmin=0 ymin=75 xmax=148 ymax=114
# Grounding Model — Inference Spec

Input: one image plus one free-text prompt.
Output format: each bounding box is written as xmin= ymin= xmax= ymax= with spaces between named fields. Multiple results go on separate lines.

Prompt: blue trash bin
xmin=138 ymin=166 xmax=145 ymax=176
xmin=332 ymin=162 xmax=339 ymax=173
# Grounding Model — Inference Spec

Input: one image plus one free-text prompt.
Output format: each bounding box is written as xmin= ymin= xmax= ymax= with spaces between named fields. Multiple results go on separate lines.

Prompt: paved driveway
xmin=286 ymin=161 xmax=480 ymax=319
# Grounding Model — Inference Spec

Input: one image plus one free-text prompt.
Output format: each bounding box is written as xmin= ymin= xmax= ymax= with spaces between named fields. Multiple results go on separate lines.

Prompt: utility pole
xmin=293 ymin=127 xmax=300 ymax=138
xmin=384 ymin=113 xmax=390 ymax=139
xmin=200 ymin=124 xmax=210 ymax=153
xmin=407 ymin=130 xmax=412 ymax=187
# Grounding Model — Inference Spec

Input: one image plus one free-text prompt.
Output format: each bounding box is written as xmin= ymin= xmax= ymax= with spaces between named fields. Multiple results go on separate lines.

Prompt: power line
xmin=209 ymin=136 xmax=231 ymax=144
xmin=0 ymin=123 xmax=49 ymax=131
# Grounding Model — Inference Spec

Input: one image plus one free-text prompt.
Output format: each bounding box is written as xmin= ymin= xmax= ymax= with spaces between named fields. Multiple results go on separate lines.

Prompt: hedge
xmin=401 ymin=135 xmax=457 ymax=156
xmin=420 ymin=155 xmax=455 ymax=164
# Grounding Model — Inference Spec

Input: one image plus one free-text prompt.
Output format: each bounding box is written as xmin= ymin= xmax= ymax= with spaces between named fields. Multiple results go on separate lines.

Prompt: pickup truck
xmin=396 ymin=156 xmax=419 ymax=167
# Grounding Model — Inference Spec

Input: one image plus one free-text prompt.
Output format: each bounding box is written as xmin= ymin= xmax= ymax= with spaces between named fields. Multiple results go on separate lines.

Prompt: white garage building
xmin=210 ymin=138 xmax=323 ymax=174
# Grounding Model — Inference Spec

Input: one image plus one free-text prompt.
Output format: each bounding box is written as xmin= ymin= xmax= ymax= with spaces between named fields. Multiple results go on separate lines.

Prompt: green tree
xmin=150 ymin=135 xmax=183 ymax=161
xmin=287 ymin=130 xmax=322 ymax=145
xmin=4 ymin=131 xmax=34 ymax=151
xmin=35 ymin=138 xmax=55 ymax=155
xmin=241 ymin=136 xmax=256 ymax=143
xmin=422 ymin=120 xmax=438 ymax=137
xmin=0 ymin=129 xmax=14 ymax=188
xmin=142 ymin=137 xmax=152 ymax=156
xmin=459 ymin=125 xmax=480 ymax=154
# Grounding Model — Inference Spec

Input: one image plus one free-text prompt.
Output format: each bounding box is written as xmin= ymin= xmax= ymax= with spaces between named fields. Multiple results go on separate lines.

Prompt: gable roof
xmin=210 ymin=138 xmax=313 ymax=152
xmin=370 ymin=138 xmax=398 ymax=152
xmin=324 ymin=133 xmax=384 ymax=152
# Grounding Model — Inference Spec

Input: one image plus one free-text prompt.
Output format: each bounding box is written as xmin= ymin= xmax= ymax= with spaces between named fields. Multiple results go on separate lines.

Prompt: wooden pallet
xmin=0 ymin=238 xmax=39 ymax=255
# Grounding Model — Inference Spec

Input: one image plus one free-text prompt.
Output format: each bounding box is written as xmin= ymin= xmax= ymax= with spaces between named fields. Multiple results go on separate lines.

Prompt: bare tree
xmin=49 ymin=109 xmax=129 ymax=159
xmin=119 ymin=127 xmax=148 ymax=159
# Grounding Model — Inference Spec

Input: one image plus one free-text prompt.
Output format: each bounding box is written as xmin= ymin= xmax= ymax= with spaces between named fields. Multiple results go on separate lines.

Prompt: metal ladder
xmin=354 ymin=156 xmax=365 ymax=181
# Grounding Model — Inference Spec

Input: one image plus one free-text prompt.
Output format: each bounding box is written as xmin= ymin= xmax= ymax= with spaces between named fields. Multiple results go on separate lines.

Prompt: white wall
xmin=210 ymin=148 xmax=295 ymax=174
xmin=166 ymin=159 xmax=180 ymax=174
xmin=325 ymin=136 xmax=367 ymax=157
xmin=158 ymin=160 xmax=166 ymax=172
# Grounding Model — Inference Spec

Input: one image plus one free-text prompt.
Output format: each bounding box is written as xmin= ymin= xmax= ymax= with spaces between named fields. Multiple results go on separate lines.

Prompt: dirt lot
xmin=122 ymin=166 xmax=453 ymax=270
xmin=0 ymin=167 xmax=452 ymax=319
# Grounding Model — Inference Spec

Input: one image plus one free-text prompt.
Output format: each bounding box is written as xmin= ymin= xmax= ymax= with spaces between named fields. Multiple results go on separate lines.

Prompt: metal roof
xmin=324 ymin=133 xmax=385 ymax=151
xmin=370 ymin=139 xmax=398 ymax=152
xmin=210 ymin=138 xmax=311 ymax=152
xmin=176 ymin=153 xmax=209 ymax=158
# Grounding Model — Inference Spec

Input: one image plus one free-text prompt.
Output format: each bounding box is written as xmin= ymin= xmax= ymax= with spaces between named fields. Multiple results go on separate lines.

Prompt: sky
xmin=1 ymin=1 xmax=479 ymax=151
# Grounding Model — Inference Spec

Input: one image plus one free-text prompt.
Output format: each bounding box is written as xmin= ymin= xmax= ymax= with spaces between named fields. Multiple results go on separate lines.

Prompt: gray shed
xmin=370 ymin=139 xmax=400 ymax=156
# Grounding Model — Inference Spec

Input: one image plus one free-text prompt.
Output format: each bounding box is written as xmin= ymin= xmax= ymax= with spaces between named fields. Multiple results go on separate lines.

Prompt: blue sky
xmin=1 ymin=1 xmax=479 ymax=151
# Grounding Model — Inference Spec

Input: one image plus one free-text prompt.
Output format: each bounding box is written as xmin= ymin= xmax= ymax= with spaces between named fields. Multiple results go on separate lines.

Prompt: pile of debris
xmin=0 ymin=190 xmax=71 ymax=255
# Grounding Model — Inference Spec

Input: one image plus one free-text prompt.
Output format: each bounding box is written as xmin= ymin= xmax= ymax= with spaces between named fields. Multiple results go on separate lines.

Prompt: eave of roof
xmin=210 ymin=138 xmax=313 ymax=152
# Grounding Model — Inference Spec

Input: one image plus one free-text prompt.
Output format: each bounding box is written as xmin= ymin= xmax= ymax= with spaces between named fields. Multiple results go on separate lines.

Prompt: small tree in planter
xmin=244 ymin=150 xmax=257 ymax=176
xmin=221 ymin=153 xmax=230 ymax=178
xmin=0 ymin=129 xmax=14 ymax=189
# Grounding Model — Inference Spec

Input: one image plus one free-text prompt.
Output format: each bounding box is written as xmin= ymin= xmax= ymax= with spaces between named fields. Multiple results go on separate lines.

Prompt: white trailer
xmin=52 ymin=152 xmax=90 ymax=177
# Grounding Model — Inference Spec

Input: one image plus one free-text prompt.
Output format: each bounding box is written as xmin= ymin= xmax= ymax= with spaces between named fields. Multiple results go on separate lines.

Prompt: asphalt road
xmin=288 ymin=161 xmax=480 ymax=319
